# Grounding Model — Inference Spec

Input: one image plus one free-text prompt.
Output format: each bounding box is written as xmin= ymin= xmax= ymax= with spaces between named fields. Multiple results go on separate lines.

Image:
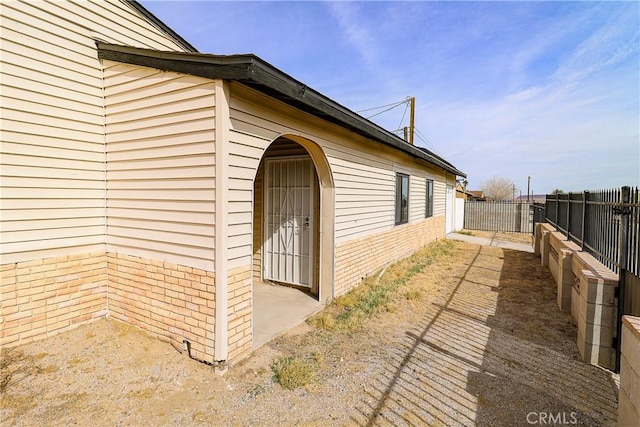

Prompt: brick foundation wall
xmin=227 ymin=266 xmax=252 ymax=363
xmin=334 ymin=216 xmax=445 ymax=297
xmin=107 ymin=253 xmax=215 ymax=363
xmin=1 ymin=252 xmax=107 ymax=347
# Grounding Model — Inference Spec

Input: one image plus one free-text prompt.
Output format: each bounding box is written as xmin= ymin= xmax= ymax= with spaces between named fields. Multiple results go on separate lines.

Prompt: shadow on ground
xmin=351 ymin=245 xmax=618 ymax=426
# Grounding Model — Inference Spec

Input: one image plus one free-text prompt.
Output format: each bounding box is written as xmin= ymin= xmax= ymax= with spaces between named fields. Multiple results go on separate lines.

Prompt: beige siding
xmin=103 ymin=62 xmax=216 ymax=271
xmin=0 ymin=0 xmax=193 ymax=264
xmin=227 ymin=84 xmax=452 ymax=249
xmin=227 ymin=130 xmax=269 ymax=269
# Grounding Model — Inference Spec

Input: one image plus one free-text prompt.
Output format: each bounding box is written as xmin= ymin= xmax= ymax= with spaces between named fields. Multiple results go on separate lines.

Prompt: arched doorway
xmin=251 ymin=135 xmax=334 ymax=347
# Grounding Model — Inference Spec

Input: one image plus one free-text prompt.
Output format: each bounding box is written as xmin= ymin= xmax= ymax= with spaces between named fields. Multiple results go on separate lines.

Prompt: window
xmin=426 ymin=179 xmax=434 ymax=218
xmin=395 ymin=173 xmax=409 ymax=225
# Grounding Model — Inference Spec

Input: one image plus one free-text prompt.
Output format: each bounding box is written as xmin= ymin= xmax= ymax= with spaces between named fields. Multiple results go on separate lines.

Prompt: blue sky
xmin=143 ymin=1 xmax=639 ymax=195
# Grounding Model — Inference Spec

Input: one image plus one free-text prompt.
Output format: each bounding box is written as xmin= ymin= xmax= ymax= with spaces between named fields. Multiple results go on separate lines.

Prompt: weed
xmin=310 ymin=239 xmax=457 ymax=332
xmin=458 ymin=230 xmax=474 ymax=236
xmin=404 ymin=289 xmax=423 ymax=300
xmin=271 ymin=356 xmax=315 ymax=390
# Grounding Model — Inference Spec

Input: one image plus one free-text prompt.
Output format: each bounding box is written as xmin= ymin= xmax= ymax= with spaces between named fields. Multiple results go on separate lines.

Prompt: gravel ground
xmin=1 ymin=235 xmax=619 ymax=426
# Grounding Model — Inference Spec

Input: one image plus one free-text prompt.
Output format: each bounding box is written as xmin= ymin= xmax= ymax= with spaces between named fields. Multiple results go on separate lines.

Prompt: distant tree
xmin=551 ymin=189 xmax=565 ymax=194
xmin=481 ymin=176 xmax=517 ymax=201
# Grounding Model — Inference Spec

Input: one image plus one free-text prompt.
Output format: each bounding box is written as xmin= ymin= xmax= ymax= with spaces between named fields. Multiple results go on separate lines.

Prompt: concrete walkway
xmin=252 ymin=282 xmax=322 ymax=349
xmin=446 ymin=231 xmax=534 ymax=253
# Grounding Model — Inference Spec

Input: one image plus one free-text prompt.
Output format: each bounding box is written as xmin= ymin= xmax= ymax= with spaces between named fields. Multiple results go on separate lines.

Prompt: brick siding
xmin=107 ymin=253 xmax=215 ymax=363
xmin=334 ymin=216 xmax=445 ymax=296
xmin=227 ymin=266 xmax=252 ymax=362
xmin=1 ymin=252 xmax=107 ymax=347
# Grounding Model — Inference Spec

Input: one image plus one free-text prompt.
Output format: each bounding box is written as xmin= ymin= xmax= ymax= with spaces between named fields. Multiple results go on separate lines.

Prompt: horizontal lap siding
xmin=228 ymin=85 xmax=450 ymax=251
xmin=0 ymin=0 xmax=192 ymax=265
xmin=104 ymin=63 xmax=216 ymax=271
xmin=434 ymin=180 xmax=447 ymax=216
xmin=329 ymin=149 xmax=394 ymax=241
xmin=228 ymin=130 xmax=272 ymax=270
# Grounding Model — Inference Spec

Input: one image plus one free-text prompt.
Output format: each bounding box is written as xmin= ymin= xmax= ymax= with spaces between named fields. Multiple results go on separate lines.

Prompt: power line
xmin=414 ymin=127 xmax=444 ymax=157
xmin=359 ymin=97 xmax=443 ymax=157
xmin=356 ymin=98 xmax=407 ymax=114
xmin=397 ymin=100 xmax=410 ymax=132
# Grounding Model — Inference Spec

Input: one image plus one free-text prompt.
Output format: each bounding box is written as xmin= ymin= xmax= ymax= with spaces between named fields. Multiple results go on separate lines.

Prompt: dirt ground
xmin=1 ymin=234 xmax=619 ymax=426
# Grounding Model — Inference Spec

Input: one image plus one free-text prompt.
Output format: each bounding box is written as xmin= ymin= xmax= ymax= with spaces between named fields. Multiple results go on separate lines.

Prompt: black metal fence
xmin=545 ymin=186 xmax=640 ymax=371
xmin=545 ymin=187 xmax=639 ymax=278
xmin=464 ymin=201 xmax=532 ymax=233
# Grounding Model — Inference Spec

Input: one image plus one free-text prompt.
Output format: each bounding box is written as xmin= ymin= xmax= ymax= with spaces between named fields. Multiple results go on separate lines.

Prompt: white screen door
xmin=264 ymin=158 xmax=314 ymax=287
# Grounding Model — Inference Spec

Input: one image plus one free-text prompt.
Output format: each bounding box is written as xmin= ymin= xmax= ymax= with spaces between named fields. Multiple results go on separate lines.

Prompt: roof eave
xmin=96 ymin=43 xmax=466 ymax=178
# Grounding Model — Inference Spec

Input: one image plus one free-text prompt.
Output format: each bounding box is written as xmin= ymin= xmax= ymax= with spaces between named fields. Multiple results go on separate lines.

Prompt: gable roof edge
xmin=126 ymin=0 xmax=198 ymax=53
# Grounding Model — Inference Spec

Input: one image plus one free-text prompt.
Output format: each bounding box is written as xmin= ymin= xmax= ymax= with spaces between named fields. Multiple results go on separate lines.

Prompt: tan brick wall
xmin=334 ymin=216 xmax=445 ymax=297
xmin=1 ymin=252 xmax=107 ymax=347
xmin=107 ymin=253 xmax=215 ymax=363
xmin=227 ymin=266 xmax=252 ymax=363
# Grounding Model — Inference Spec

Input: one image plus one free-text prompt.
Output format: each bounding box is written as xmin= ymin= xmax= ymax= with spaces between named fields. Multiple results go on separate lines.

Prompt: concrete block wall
xmin=227 ymin=265 xmax=252 ymax=363
xmin=575 ymin=270 xmax=617 ymax=369
xmin=619 ymin=316 xmax=640 ymax=426
xmin=334 ymin=216 xmax=444 ymax=297
xmin=107 ymin=253 xmax=215 ymax=363
xmin=536 ymin=223 xmax=619 ymax=371
xmin=557 ymin=249 xmax=574 ymax=312
xmin=0 ymin=252 xmax=107 ymax=347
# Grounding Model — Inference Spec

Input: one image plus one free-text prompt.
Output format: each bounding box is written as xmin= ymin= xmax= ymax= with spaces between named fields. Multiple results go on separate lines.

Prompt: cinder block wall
xmin=536 ymin=223 xmax=619 ymax=370
xmin=107 ymin=253 xmax=216 ymax=362
xmin=1 ymin=252 xmax=107 ymax=347
xmin=619 ymin=316 xmax=640 ymax=426
xmin=334 ymin=216 xmax=444 ymax=297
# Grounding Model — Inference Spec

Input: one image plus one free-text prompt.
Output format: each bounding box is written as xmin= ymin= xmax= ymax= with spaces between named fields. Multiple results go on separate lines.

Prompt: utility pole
xmin=527 ymin=176 xmax=531 ymax=202
xmin=409 ymin=96 xmax=415 ymax=145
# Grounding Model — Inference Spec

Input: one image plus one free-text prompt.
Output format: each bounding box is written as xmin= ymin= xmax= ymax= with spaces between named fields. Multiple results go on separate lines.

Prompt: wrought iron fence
xmin=545 ymin=187 xmax=639 ymax=276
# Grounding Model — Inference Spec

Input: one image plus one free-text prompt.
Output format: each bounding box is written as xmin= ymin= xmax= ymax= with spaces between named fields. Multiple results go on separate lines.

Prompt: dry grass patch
xmin=271 ymin=356 xmax=316 ymax=390
xmin=309 ymin=239 xmax=456 ymax=332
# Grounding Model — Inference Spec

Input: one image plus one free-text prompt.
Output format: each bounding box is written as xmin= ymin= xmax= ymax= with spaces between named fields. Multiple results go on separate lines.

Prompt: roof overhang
xmin=97 ymin=42 xmax=466 ymax=178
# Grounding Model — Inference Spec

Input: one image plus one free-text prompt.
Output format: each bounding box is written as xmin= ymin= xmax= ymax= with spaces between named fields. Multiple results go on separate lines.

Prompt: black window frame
xmin=425 ymin=179 xmax=434 ymax=218
xmin=395 ymin=173 xmax=410 ymax=225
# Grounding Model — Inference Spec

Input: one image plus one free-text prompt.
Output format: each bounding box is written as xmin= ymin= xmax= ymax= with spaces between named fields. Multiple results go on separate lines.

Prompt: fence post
xmin=581 ymin=191 xmax=589 ymax=251
xmin=566 ymin=192 xmax=571 ymax=240
xmin=555 ymin=193 xmax=560 ymax=231
xmin=615 ymin=186 xmax=631 ymax=372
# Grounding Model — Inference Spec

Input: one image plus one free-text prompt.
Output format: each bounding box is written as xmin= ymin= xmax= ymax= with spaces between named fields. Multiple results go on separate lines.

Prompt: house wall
xmin=102 ymin=61 xmax=217 ymax=362
xmin=0 ymin=0 xmax=193 ymax=347
xmin=1 ymin=0 xmax=192 ymax=265
xmin=227 ymin=83 xmax=452 ymax=299
xmin=103 ymin=62 xmax=216 ymax=271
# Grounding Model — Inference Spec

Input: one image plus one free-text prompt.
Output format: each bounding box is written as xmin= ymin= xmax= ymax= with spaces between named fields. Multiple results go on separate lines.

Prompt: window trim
xmin=425 ymin=179 xmax=434 ymax=218
xmin=395 ymin=172 xmax=410 ymax=225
